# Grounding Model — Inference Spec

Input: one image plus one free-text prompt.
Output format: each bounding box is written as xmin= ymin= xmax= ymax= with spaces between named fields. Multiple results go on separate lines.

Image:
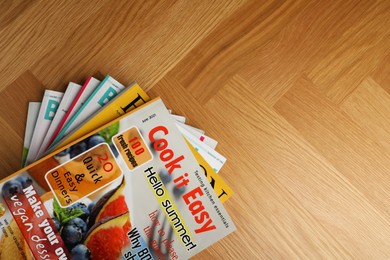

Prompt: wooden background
xmin=0 ymin=0 xmax=390 ymax=258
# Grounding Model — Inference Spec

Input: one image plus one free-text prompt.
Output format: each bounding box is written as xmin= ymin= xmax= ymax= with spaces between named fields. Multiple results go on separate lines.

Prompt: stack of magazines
xmin=0 ymin=75 xmax=235 ymax=260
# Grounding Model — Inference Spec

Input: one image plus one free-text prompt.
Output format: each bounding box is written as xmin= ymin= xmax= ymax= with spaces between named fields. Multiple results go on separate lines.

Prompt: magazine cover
xmin=176 ymin=125 xmax=226 ymax=173
xmin=35 ymin=83 xmax=82 ymax=161
xmin=25 ymin=90 xmax=64 ymax=166
xmin=23 ymin=84 xmax=232 ymax=204
xmin=50 ymin=77 xmax=101 ymax=147
xmin=50 ymin=82 xmax=150 ymax=152
xmin=0 ymin=98 xmax=235 ymax=259
xmin=22 ymin=102 xmax=41 ymax=167
xmin=186 ymin=141 xmax=233 ymax=203
xmin=50 ymin=76 xmax=125 ymax=149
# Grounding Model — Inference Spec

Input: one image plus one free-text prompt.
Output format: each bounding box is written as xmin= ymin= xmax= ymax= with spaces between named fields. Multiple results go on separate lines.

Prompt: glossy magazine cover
xmin=0 ymin=98 xmax=235 ymax=259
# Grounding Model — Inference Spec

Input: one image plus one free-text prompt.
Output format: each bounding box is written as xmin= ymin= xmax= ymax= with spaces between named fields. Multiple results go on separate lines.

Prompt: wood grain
xmin=0 ymin=71 xmax=44 ymax=173
xmin=274 ymin=76 xmax=390 ymax=219
xmin=307 ymin=0 xmax=390 ymax=104
xmin=238 ymin=0 xmax=378 ymax=105
xmin=340 ymin=77 xmax=390 ymax=152
xmin=0 ymin=0 xmax=390 ymax=258
xmin=372 ymin=52 xmax=390 ymax=95
xmin=213 ymin=76 xmax=390 ymax=258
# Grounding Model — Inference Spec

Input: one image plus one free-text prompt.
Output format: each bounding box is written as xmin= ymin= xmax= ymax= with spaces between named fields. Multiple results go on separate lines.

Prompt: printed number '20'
xmin=97 ymin=153 xmax=114 ymax=172
xmin=129 ymin=137 xmax=144 ymax=156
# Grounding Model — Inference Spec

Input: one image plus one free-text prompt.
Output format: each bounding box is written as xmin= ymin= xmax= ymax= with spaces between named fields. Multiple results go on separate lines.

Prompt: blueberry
xmin=70 ymin=202 xmax=90 ymax=220
xmin=16 ymin=175 xmax=33 ymax=189
xmin=87 ymin=135 xmax=105 ymax=149
xmin=61 ymin=218 xmax=86 ymax=248
xmin=71 ymin=244 xmax=91 ymax=260
xmin=67 ymin=217 xmax=87 ymax=234
xmin=52 ymin=217 xmax=61 ymax=231
xmin=2 ymin=180 xmax=23 ymax=199
xmin=159 ymin=170 xmax=172 ymax=184
xmin=69 ymin=142 xmax=87 ymax=158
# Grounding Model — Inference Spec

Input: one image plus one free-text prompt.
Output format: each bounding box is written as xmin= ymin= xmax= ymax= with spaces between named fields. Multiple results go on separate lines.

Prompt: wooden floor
xmin=0 ymin=0 xmax=390 ymax=258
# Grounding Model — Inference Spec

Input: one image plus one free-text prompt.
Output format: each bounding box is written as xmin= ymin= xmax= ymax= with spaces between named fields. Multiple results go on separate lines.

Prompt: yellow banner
xmin=144 ymin=166 xmax=197 ymax=252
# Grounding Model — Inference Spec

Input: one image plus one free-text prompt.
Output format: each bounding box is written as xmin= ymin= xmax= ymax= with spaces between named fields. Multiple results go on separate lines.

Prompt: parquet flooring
xmin=1 ymin=0 xmax=389 ymax=258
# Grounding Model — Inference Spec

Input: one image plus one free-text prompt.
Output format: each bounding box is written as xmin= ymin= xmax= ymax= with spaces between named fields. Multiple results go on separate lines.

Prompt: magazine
xmin=0 ymin=97 xmax=235 ymax=259
xmin=170 ymin=114 xmax=186 ymax=124
xmin=22 ymin=102 xmax=41 ymax=166
xmin=176 ymin=122 xmax=218 ymax=149
xmin=187 ymin=141 xmax=233 ymax=203
xmin=179 ymin=124 xmax=204 ymax=135
xmin=24 ymin=94 xmax=233 ymax=206
xmin=171 ymin=114 xmax=204 ymax=135
xmin=45 ymin=77 xmax=101 ymax=153
xmin=180 ymin=124 xmax=204 ymax=134
xmin=176 ymin=124 xmax=226 ymax=173
xmin=49 ymin=82 xmax=150 ymax=153
xmin=50 ymin=76 xmax=125 ymax=149
xmin=24 ymin=90 xmax=64 ymax=166
xmin=35 ymin=83 xmax=82 ymax=161
xmin=170 ymin=114 xmax=218 ymax=149
xmin=24 ymin=84 xmax=231 ymax=203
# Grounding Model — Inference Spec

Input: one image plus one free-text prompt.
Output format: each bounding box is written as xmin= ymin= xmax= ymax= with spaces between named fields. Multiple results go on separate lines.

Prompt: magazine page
xmin=170 ymin=114 xmax=186 ymax=124
xmin=35 ymin=82 xmax=82 ymax=161
xmin=50 ymin=75 xmax=125 ymax=149
xmin=22 ymin=102 xmax=41 ymax=166
xmin=50 ymin=82 xmax=150 ymax=153
xmin=176 ymin=122 xmax=218 ymax=149
xmin=0 ymin=98 xmax=235 ymax=260
xmin=176 ymin=124 xmax=226 ymax=173
xmin=186 ymin=140 xmax=233 ymax=203
xmin=24 ymin=90 xmax=64 ymax=166
xmin=179 ymin=123 xmax=204 ymax=134
xmin=171 ymin=114 xmax=204 ymax=134
xmin=170 ymin=114 xmax=218 ymax=148
xmin=47 ymin=77 xmax=101 ymax=151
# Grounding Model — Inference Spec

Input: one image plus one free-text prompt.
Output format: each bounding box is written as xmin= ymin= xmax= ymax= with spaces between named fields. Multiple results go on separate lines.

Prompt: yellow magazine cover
xmin=186 ymin=140 xmax=233 ymax=203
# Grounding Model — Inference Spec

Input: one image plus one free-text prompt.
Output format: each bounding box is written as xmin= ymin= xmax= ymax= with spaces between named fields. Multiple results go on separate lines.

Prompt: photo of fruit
xmin=54 ymin=121 xmax=120 ymax=162
xmin=0 ymin=172 xmax=130 ymax=260
xmin=1 ymin=175 xmax=33 ymax=199
xmin=84 ymin=212 xmax=131 ymax=260
xmin=48 ymin=178 xmax=130 ymax=259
